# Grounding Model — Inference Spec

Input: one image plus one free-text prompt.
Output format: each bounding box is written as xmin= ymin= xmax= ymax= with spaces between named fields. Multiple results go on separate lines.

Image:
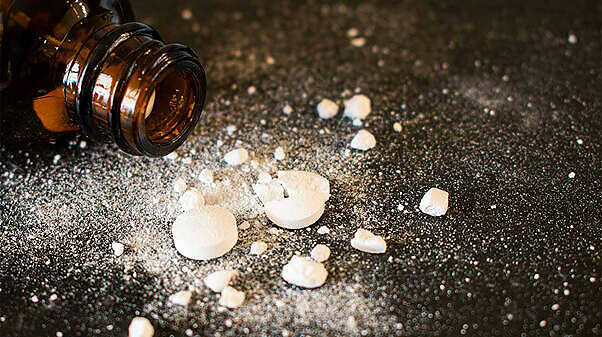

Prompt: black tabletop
xmin=0 ymin=0 xmax=600 ymax=336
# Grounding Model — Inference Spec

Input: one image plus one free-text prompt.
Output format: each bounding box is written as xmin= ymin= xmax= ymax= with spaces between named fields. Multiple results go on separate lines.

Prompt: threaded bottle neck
xmin=64 ymin=22 xmax=206 ymax=157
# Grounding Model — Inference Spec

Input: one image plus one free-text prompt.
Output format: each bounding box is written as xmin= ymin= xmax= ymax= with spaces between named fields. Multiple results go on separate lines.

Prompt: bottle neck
xmin=63 ymin=22 xmax=206 ymax=157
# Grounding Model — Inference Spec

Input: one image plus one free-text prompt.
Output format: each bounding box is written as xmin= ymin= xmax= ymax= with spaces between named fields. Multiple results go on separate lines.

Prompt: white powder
xmin=344 ymin=95 xmax=371 ymax=120
xmin=178 ymin=188 xmax=205 ymax=211
xmin=393 ymin=122 xmax=402 ymax=132
xmin=350 ymin=130 xmax=376 ymax=151
xmin=128 ymin=317 xmax=154 ymax=337
xmin=277 ymin=171 xmax=331 ymax=203
xmin=250 ymin=241 xmax=268 ymax=255
xmin=350 ymin=37 xmax=366 ymax=47
xmin=310 ymin=244 xmax=331 ymax=262
xmin=169 ymin=290 xmax=193 ymax=306
xmin=111 ymin=242 xmax=125 ymax=257
xmin=281 ymin=256 xmax=328 ymax=288
xmin=173 ymin=178 xmax=187 ymax=194
xmin=223 ymin=148 xmax=249 ymax=166
xmin=274 ymin=147 xmax=286 ymax=161
xmin=317 ymin=99 xmax=339 ymax=119
xmin=172 ymin=207 xmax=238 ymax=260
xmin=204 ymin=270 xmax=238 ymax=292
xmin=419 ymin=188 xmax=449 ymax=217
xmin=219 ymin=286 xmax=245 ymax=308
xmin=282 ymin=104 xmax=293 ymax=115
xmin=351 ymin=229 xmax=387 ymax=254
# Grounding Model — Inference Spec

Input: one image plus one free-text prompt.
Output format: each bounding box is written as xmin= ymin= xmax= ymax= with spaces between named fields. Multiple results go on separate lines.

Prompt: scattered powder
xmin=310 ymin=244 xmax=331 ymax=262
xmin=250 ymin=241 xmax=268 ymax=255
xmin=350 ymin=229 xmax=387 ymax=254
xmin=128 ymin=317 xmax=154 ymax=337
xmin=204 ymin=270 xmax=239 ymax=293
xmin=344 ymin=95 xmax=371 ymax=120
xmin=111 ymin=242 xmax=125 ymax=257
xmin=350 ymin=130 xmax=376 ymax=151
xmin=419 ymin=188 xmax=449 ymax=217
xmin=317 ymin=99 xmax=339 ymax=119
xmin=172 ymin=207 xmax=238 ymax=260
xmin=224 ymin=148 xmax=249 ymax=166
xmin=219 ymin=286 xmax=245 ymax=308
xmin=281 ymin=256 xmax=328 ymax=288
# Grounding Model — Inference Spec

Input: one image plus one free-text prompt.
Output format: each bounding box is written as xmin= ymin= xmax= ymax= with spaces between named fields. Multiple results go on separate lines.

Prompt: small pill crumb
xmin=310 ymin=244 xmax=331 ymax=262
xmin=128 ymin=317 xmax=154 ymax=337
xmin=169 ymin=290 xmax=193 ymax=306
xmin=350 ymin=129 xmax=376 ymax=151
xmin=219 ymin=286 xmax=245 ymax=308
xmin=226 ymin=125 xmax=237 ymax=135
xmin=568 ymin=172 xmax=576 ymax=179
xmin=165 ymin=152 xmax=178 ymax=161
xmin=247 ymin=86 xmax=256 ymax=95
xmin=350 ymin=37 xmax=366 ymax=47
xmin=393 ymin=122 xmax=402 ymax=132
xmin=274 ymin=147 xmax=286 ymax=161
xmin=317 ymin=226 xmax=330 ymax=235
xmin=281 ymin=256 xmax=328 ymax=288
xmin=111 ymin=242 xmax=125 ymax=257
xmin=351 ymin=229 xmax=387 ymax=254
xmin=419 ymin=188 xmax=449 ymax=217
xmin=352 ymin=119 xmax=363 ymax=127
xmin=172 ymin=207 xmax=238 ymax=260
xmin=568 ymin=33 xmax=578 ymax=44
xmin=52 ymin=154 xmax=61 ymax=165
xmin=250 ymin=241 xmax=268 ymax=255
xmin=576 ymin=138 xmax=583 ymax=145
xmin=266 ymin=56 xmax=275 ymax=65
xmin=173 ymin=177 xmax=187 ymax=194
xmin=181 ymin=9 xmax=192 ymax=20
xmin=268 ymin=227 xmax=282 ymax=235
xmin=204 ymin=270 xmax=238 ymax=292
xmin=179 ymin=188 xmax=205 ymax=211
xmin=346 ymin=28 xmax=359 ymax=38
xmin=344 ymin=95 xmax=371 ymax=120
xmin=238 ymin=221 xmax=251 ymax=230
xmin=282 ymin=104 xmax=293 ymax=115
xmin=224 ymin=148 xmax=249 ymax=166
xmin=317 ymin=99 xmax=338 ymax=119
xmin=199 ymin=169 xmax=214 ymax=184
xmin=79 ymin=140 xmax=87 ymax=149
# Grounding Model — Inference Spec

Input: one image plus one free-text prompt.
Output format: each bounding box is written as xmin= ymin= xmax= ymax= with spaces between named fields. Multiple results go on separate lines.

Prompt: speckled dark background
xmin=0 ymin=0 xmax=601 ymax=336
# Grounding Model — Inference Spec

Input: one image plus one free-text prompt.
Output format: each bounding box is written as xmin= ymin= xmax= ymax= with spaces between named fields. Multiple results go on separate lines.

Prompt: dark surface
xmin=1 ymin=0 xmax=601 ymax=336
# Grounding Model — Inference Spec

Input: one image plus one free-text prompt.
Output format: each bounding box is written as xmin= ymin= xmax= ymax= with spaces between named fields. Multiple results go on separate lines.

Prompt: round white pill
xmin=172 ymin=207 xmax=238 ymax=260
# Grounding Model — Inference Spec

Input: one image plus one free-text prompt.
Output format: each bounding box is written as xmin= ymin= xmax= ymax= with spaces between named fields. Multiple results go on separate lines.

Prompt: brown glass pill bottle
xmin=0 ymin=0 xmax=207 ymax=156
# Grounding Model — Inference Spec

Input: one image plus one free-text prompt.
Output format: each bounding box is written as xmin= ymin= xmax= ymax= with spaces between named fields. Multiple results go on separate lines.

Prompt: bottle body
xmin=0 ymin=0 xmax=206 ymax=156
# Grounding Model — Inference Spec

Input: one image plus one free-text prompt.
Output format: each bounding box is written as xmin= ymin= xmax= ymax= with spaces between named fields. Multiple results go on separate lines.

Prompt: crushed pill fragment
xmin=346 ymin=28 xmax=359 ymax=37
xmin=219 ymin=286 xmax=245 ymax=308
xmin=253 ymin=178 xmax=285 ymax=204
xmin=172 ymin=207 xmax=238 ymax=260
xmin=393 ymin=122 xmax=402 ymax=132
xmin=111 ymin=242 xmax=125 ymax=257
xmin=419 ymin=188 xmax=449 ymax=217
xmin=247 ymin=86 xmax=256 ymax=95
xmin=351 ymin=229 xmax=387 ymax=254
xmin=310 ymin=244 xmax=331 ymax=262
xmin=223 ymin=148 xmax=249 ymax=166
xmin=317 ymin=226 xmax=330 ymax=234
xmin=350 ymin=37 xmax=366 ymax=47
xmin=128 ymin=317 xmax=154 ymax=337
xmin=274 ymin=147 xmax=286 ymax=161
xmin=317 ymin=99 xmax=338 ymax=119
xmin=179 ymin=188 xmax=205 ymax=211
xmin=204 ymin=270 xmax=238 ymax=292
xmin=169 ymin=290 xmax=193 ymax=306
xmin=173 ymin=178 xmax=187 ymax=194
xmin=350 ymin=130 xmax=376 ymax=151
xmin=282 ymin=104 xmax=293 ymax=115
xmin=281 ymin=256 xmax=328 ymax=288
xmin=344 ymin=95 xmax=371 ymax=120
xmin=198 ymin=169 xmax=214 ymax=184
xmin=250 ymin=241 xmax=268 ymax=255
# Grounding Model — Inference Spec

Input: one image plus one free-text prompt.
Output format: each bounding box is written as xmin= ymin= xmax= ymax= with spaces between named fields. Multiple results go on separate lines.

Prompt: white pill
xmin=265 ymin=195 xmax=325 ymax=229
xmin=277 ymin=170 xmax=330 ymax=203
xmin=223 ymin=148 xmax=249 ymax=166
xmin=344 ymin=95 xmax=371 ymax=120
xmin=351 ymin=229 xmax=387 ymax=254
xmin=317 ymin=99 xmax=338 ymax=119
xmin=169 ymin=290 xmax=193 ymax=306
xmin=172 ymin=207 xmax=238 ymax=260
xmin=350 ymin=129 xmax=376 ymax=151
xmin=128 ymin=317 xmax=154 ymax=337
xmin=281 ymin=256 xmax=328 ymax=288
xmin=274 ymin=146 xmax=286 ymax=161
xmin=250 ymin=241 xmax=268 ymax=255
xmin=111 ymin=242 xmax=125 ymax=257
xmin=204 ymin=270 xmax=238 ymax=292
xmin=179 ymin=188 xmax=205 ymax=211
xmin=219 ymin=286 xmax=245 ymax=308
xmin=173 ymin=177 xmax=187 ymax=194
xmin=310 ymin=244 xmax=331 ymax=262
xmin=419 ymin=188 xmax=449 ymax=217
